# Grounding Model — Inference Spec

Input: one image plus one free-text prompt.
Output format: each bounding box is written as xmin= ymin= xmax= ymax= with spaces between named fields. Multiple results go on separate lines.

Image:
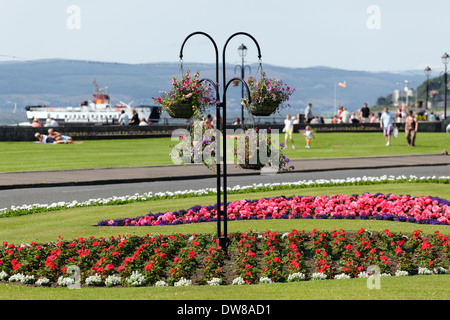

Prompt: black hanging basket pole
xmin=219 ymin=32 xmax=262 ymax=250
xmin=179 ymin=32 xmax=223 ymax=248
xmin=178 ymin=31 xmax=262 ymax=252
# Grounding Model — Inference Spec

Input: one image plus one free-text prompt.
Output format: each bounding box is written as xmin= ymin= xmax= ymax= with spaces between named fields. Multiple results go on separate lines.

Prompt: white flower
xmin=155 ymin=280 xmax=168 ymax=287
xmin=417 ymin=267 xmax=433 ymax=275
xmin=85 ymin=273 xmax=103 ymax=286
xmin=311 ymin=272 xmax=327 ymax=280
xmin=207 ymin=277 xmax=222 ymax=286
xmin=232 ymin=277 xmax=246 ymax=285
xmin=433 ymin=267 xmax=447 ymax=275
xmin=57 ymin=276 xmax=75 ymax=287
xmin=36 ymin=277 xmax=51 ymax=286
xmin=22 ymin=275 xmax=36 ymax=284
xmin=395 ymin=270 xmax=409 ymax=277
xmin=259 ymin=277 xmax=273 ymax=284
xmin=104 ymin=275 xmax=122 ymax=287
xmin=0 ymin=271 xmax=9 ymax=281
xmin=127 ymin=271 xmax=146 ymax=287
xmin=8 ymin=273 xmax=25 ymax=283
xmin=334 ymin=273 xmax=351 ymax=280
xmin=8 ymin=273 xmax=35 ymax=284
xmin=287 ymin=272 xmax=306 ymax=282
xmin=357 ymin=272 xmax=369 ymax=278
xmin=174 ymin=277 xmax=192 ymax=287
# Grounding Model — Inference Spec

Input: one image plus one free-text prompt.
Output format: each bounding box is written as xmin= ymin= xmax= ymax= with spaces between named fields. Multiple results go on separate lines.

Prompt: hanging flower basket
xmin=165 ymin=103 xmax=195 ymax=119
xmin=234 ymin=130 xmax=293 ymax=172
xmin=153 ymin=69 xmax=217 ymax=120
xmin=242 ymin=69 xmax=295 ymax=117
xmin=239 ymin=162 xmax=266 ymax=170
xmin=247 ymin=101 xmax=280 ymax=116
xmin=231 ymin=77 xmax=240 ymax=87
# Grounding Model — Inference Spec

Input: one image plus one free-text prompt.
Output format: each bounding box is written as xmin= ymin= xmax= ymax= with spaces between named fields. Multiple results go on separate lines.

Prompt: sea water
xmin=0 ymin=110 xmax=29 ymax=126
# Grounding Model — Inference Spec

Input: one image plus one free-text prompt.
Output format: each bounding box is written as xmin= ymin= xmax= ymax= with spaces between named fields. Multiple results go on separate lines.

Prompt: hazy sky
xmin=1 ymin=0 xmax=449 ymax=72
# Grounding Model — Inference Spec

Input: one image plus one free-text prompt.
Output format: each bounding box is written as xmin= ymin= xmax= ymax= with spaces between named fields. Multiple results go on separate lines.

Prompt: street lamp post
xmin=424 ymin=66 xmax=431 ymax=109
xmin=442 ymin=53 xmax=449 ymax=120
xmin=237 ymin=44 xmax=251 ymax=126
xmin=179 ymin=32 xmax=262 ymax=251
xmin=404 ymin=80 xmax=409 ymax=107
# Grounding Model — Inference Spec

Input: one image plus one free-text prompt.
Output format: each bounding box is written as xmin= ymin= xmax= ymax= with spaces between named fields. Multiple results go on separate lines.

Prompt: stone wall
xmin=0 ymin=121 xmax=446 ymax=142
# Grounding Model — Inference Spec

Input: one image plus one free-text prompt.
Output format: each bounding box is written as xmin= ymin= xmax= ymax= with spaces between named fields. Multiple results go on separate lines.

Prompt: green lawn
xmin=1 ymin=132 xmax=449 ymax=172
xmin=0 ymin=182 xmax=449 ymax=300
xmin=1 ymin=275 xmax=448 ymax=300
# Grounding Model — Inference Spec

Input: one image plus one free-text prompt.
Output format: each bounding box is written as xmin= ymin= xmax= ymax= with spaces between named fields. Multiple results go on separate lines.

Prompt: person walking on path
xmin=380 ymin=107 xmax=395 ymax=146
xmin=283 ymin=114 xmax=295 ymax=149
xmin=405 ymin=110 xmax=419 ymax=147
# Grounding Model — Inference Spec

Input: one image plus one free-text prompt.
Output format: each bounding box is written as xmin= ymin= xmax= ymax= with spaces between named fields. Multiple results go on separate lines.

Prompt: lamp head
xmin=238 ymin=44 xmax=247 ymax=58
xmin=442 ymin=53 xmax=450 ymax=66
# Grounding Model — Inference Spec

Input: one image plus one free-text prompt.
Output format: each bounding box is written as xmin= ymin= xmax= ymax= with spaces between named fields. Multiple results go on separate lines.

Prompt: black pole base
xmin=218 ymin=236 xmax=230 ymax=252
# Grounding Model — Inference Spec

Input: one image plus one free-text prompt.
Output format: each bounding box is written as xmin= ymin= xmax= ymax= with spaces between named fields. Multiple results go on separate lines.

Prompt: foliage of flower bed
xmin=0 ymin=228 xmax=448 ymax=287
xmin=1 ymin=175 xmax=449 ymax=219
xmin=66 ymin=130 xmax=172 ymax=138
xmin=98 ymin=193 xmax=450 ymax=227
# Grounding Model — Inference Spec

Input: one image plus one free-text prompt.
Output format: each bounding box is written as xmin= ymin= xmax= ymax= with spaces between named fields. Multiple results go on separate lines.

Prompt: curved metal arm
xmin=222 ymin=32 xmax=261 ymax=101
xmin=223 ymin=32 xmax=262 ymax=61
xmin=222 ymin=77 xmax=251 ymax=105
xmin=234 ymin=64 xmax=252 ymax=76
xmin=179 ymin=31 xmax=219 ymax=85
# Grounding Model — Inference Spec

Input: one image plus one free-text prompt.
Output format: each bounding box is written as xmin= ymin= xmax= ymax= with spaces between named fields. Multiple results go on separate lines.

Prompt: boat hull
xmin=25 ymin=105 xmax=155 ymax=125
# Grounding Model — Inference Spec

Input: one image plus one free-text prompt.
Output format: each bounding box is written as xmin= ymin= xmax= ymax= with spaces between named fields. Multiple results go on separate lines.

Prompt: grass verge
xmin=1 ymin=132 xmax=449 ymax=172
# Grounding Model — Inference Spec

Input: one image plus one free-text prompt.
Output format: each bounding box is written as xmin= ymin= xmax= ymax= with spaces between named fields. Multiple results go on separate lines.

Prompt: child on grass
xmin=302 ymin=126 xmax=315 ymax=149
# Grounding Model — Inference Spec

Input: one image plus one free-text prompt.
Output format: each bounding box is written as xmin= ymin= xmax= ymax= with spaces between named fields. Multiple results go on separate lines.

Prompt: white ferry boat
xmin=25 ymin=79 xmax=157 ymax=125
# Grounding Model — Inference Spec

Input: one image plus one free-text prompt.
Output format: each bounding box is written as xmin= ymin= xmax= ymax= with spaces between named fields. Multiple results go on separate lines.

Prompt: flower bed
xmin=0 ymin=229 xmax=448 ymax=287
xmin=1 ymin=175 xmax=449 ymax=219
xmin=98 ymin=193 xmax=450 ymax=227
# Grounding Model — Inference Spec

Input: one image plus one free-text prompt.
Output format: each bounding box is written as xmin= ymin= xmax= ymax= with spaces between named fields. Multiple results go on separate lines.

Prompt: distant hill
xmin=0 ymin=59 xmax=430 ymax=120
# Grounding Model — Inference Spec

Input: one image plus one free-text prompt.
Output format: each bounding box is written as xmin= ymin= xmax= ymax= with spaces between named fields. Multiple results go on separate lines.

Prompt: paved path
xmin=0 ymin=154 xmax=448 ymax=190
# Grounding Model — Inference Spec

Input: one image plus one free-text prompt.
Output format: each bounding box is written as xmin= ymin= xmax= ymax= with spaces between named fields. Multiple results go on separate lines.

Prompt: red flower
xmin=144 ymin=262 xmax=154 ymax=271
